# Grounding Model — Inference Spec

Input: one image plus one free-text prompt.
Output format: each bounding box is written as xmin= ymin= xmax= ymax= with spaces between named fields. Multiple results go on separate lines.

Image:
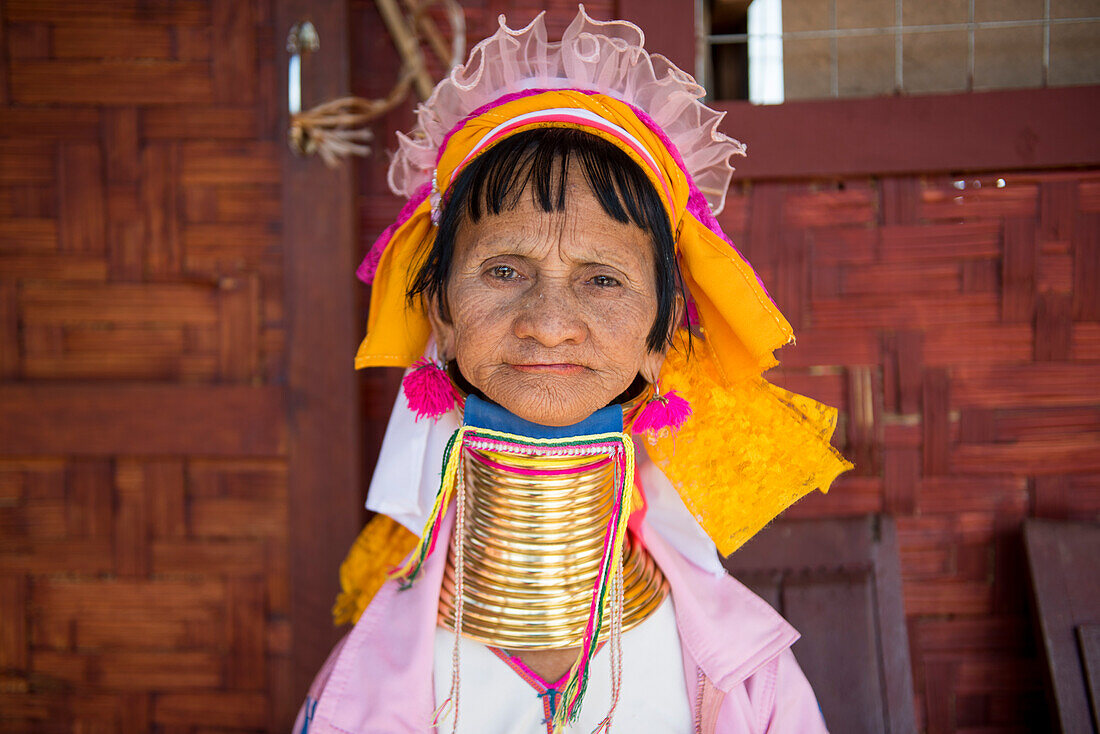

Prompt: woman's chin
xmin=487 ymin=383 xmax=613 ymax=428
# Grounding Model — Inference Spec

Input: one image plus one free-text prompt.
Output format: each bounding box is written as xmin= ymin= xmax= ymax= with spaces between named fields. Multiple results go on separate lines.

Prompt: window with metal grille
xmin=699 ymin=0 xmax=1100 ymax=104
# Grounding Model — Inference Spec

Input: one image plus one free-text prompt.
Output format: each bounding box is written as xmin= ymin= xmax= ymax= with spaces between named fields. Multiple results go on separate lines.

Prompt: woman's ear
xmin=425 ymin=293 xmax=456 ymax=361
xmin=640 ymin=291 xmax=685 ymax=384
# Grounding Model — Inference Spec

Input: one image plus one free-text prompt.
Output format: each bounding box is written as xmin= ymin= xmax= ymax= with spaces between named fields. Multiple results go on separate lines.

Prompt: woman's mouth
xmin=510 ymin=363 xmax=584 ymax=375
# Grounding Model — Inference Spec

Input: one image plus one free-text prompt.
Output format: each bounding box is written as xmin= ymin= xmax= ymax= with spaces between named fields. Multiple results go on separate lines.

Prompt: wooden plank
xmin=1002 ymin=217 xmax=1038 ymax=322
xmin=31 ymin=578 xmax=225 ymax=619
xmin=845 ymin=365 xmax=881 ymax=476
xmin=873 ymin=518 xmax=919 ymax=734
xmin=880 ymin=222 xmax=1002 ymax=263
xmin=0 ymin=218 xmax=57 ymax=251
xmin=952 ymin=436 xmax=1100 ymax=475
xmin=0 ymin=540 xmax=114 ymax=575
xmin=720 ymin=86 xmax=1100 ymax=180
xmin=20 ymin=281 xmax=219 ymax=325
xmin=1074 ymin=212 xmax=1100 ymax=320
xmin=811 ymin=294 xmax=1000 ymax=329
xmin=1040 ymin=180 xmax=1077 ymax=243
xmin=919 ymin=477 xmax=1028 ymax=515
xmin=182 ymin=184 xmax=281 ymax=223
xmin=786 ymin=186 xmax=875 ymax=229
xmin=812 ymin=226 xmax=878 ymax=265
xmin=180 ymin=141 xmax=280 ymax=185
xmin=58 ymin=143 xmax=106 ymax=254
xmin=923 ymin=323 xmax=1032 ymax=366
xmin=884 ymin=447 xmax=919 ymax=515
xmin=7 ymin=21 xmax=49 ymax=60
xmin=32 ymin=650 xmax=222 ymax=690
xmin=1076 ymin=625 xmax=1100 ymax=732
xmin=277 ymin=0 xmax=362 ymax=711
xmin=226 ymin=577 xmax=267 ymax=690
xmin=142 ymin=107 xmax=257 ymax=140
xmin=107 ymin=185 xmax=145 ymax=280
xmin=151 ymin=540 xmax=266 ymax=576
xmin=921 ymin=179 xmax=1039 ymax=222
xmin=922 ymin=369 xmax=950 ymax=476
xmin=842 ymin=262 xmax=959 ymax=296
xmin=880 ymin=177 xmax=920 ymax=226
xmin=0 ymin=108 xmax=100 ymax=139
xmin=952 ymin=364 xmax=1100 ymax=408
xmin=0 ymin=282 xmax=18 ymax=378
xmin=774 ymin=228 xmax=809 ymax=330
xmin=53 ymin=24 xmax=173 ymax=59
xmin=114 ymin=460 xmax=150 ymax=577
xmin=176 ymin=24 xmax=212 ymax=60
xmin=725 ymin=516 xmax=875 ymax=571
xmin=212 ymin=0 xmax=256 ymax=104
xmin=140 ymin=142 xmax=182 ymax=276
xmin=66 ymin=460 xmax=113 ymax=540
xmin=0 ymin=140 xmax=54 ymax=183
xmin=101 ymin=108 xmax=140 ymax=184
xmin=146 ymin=460 xmax=186 ymax=539
xmin=189 ymin=497 xmax=286 ymax=539
xmin=961 ymin=258 xmax=1000 ymax=293
xmin=0 ymin=384 xmax=285 ymax=456
xmin=217 ymin=273 xmax=259 ymax=380
xmin=10 ymin=61 xmax=213 ymax=105
xmin=745 ymin=182 xmax=785 ymax=267
xmin=894 ymin=330 xmax=924 ymax=415
xmin=1035 ymin=291 xmax=1073 ymax=361
xmin=0 ymin=254 xmax=109 ymax=280
xmin=0 ymin=6 xmax=9 ymax=105
xmin=0 ymin=575 xmax=27 ymax=670
xmin=5 ymin=0 xmax=210 ymax=24
xmin=785 ymin=571 xmax=886 ymax=734
xmin=1024 ymin=520 xmax=1100 ymax=734
xmin=153 ymin=692 xmax=267 ymax=729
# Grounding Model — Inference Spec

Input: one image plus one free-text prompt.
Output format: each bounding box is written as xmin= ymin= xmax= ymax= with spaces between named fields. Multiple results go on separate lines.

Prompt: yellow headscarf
xmin=352 ymin=88 xmax=851 ymax=558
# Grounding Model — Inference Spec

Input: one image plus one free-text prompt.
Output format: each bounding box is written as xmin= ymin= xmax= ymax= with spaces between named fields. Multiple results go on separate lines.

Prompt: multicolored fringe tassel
xmin=387 ymin=426 xmax=467 ymax=588
xmin=387 ymin=426 xmax=637 ymax=733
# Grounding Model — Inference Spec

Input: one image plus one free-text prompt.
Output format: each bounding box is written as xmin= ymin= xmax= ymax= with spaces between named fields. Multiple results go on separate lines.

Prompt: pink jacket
xmin=296 ymin=510 xmax=828 ymax=733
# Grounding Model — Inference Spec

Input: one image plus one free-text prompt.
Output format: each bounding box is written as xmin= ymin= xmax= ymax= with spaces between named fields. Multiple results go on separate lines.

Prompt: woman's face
xmin=428 ymin=168 xmax=669 ymax=426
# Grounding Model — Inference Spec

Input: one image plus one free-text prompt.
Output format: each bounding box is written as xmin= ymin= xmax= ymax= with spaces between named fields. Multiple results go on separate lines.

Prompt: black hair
xmin=407 ymin=127 xmax=683 ymax=353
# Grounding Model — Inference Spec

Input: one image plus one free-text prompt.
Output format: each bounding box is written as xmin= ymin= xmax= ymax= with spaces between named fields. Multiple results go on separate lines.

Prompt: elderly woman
xmin=299 ymin=8 xmax=850 ymax=734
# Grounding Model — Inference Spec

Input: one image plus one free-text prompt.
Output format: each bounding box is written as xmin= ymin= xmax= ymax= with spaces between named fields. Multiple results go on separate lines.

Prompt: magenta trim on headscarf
xmin=356 ymin=182 xmax=431 ymax=284
xmin=359 ymin=87 xmax=775 ymax=304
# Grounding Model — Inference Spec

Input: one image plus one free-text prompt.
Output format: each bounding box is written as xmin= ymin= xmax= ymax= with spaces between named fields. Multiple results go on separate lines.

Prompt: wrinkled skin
xmin=428 ymin=168 xmax=672 ymax=428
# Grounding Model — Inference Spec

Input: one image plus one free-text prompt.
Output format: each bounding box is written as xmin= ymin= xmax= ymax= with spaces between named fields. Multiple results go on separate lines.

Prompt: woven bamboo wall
xmin=716 ymin=173 xmax=1100 ymax=732
xmin=0 ymin=1 xmax=294 ymax=731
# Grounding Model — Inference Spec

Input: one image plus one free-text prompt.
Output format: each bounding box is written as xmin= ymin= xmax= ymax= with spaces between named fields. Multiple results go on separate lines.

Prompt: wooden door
xmin=0 ymin=0 xmax=362 ymax=730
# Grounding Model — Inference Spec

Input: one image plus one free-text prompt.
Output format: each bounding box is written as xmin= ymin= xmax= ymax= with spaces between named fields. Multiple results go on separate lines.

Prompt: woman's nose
xmin=512 ymin=281 xmax=587 ymax=347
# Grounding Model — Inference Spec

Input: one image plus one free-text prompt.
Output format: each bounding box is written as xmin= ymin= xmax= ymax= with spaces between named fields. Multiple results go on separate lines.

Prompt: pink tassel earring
xmin=632 ymin=380 xmax=692 ymax=443
xmin=403 ymin=358 xmax=457 ymax=421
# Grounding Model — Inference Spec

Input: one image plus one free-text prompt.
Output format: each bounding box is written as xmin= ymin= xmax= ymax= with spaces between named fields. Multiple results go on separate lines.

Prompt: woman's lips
xmin=510 ymin=363 xmax=584 ymax=375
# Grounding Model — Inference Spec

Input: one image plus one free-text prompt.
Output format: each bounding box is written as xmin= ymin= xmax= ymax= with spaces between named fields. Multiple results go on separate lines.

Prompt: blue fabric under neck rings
xmin=462 ymin=394 xmax=624 ymax=438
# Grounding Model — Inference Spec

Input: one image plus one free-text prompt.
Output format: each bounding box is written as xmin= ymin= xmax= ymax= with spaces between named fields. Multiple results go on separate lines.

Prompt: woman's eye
xmin=590 ymin=274 xmax=621 ymax=287
xmin=489 ymin=265 xmax=517 ymax=280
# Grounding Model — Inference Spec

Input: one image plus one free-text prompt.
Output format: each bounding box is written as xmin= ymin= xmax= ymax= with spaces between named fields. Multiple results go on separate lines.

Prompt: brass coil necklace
xmin=437 ymin=438 xmax=668 ymax=649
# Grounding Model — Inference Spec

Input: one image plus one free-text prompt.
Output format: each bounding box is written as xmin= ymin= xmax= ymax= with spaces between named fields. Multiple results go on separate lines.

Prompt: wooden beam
xmin=719 ymin=86 xmax=1100 ymax=180
xmin=0 ymin=385 xmax=285 ymax=456
xmin=274 ymin=0 xmax=363 ymax=719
